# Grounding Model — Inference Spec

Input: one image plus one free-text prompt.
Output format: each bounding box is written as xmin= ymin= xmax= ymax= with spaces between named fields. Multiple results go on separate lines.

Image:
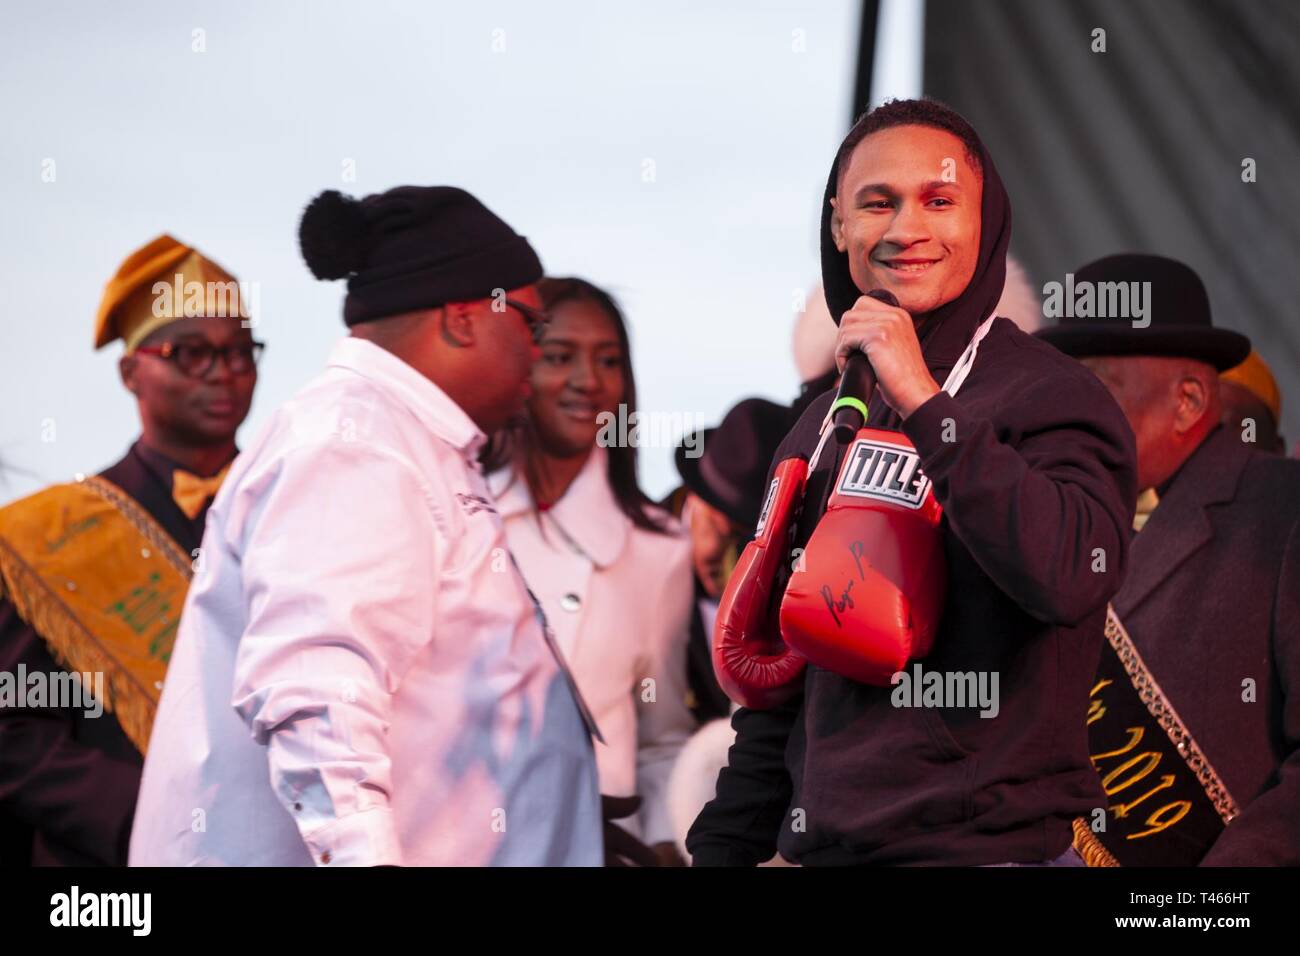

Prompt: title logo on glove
xmin=837 ymin=437 xmax=931 ymax=510
xmin=755 ymin=477 xmax=780 ymax=537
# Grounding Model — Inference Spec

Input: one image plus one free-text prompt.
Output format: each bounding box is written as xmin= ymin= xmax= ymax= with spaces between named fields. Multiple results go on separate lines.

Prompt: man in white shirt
xmin=129 ymin=186 xmax=603 ymax=866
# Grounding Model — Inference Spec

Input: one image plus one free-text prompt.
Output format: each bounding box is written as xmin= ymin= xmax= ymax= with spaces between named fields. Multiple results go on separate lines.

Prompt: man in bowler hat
xmin=668 ymin=398 xmax=793 ymax=725
xmin=1038 ymin=253 xmax=1300 ymax=865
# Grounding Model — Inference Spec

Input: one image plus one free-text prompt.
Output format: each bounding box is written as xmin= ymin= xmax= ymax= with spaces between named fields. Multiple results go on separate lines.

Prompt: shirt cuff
xmin=300 ymin=807 xmax=402 ymax=867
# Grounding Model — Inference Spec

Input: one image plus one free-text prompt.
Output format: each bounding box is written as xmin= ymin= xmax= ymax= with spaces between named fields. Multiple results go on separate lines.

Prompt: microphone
xmin=830 ymin=289 xmax=900 ymax=444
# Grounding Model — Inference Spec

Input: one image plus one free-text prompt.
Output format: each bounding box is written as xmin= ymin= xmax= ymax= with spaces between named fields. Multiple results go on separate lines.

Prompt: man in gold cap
xmin=0 ymin=235 xmax=260 ymax=865
xmin=1220 ymin=349 xmax=1286 ymax=456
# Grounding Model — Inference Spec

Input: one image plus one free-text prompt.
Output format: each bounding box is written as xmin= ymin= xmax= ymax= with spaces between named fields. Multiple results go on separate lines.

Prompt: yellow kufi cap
xmin=1221 ymin=349 xmax=1282 ymax=425
xmin=94 ymin=235 xmax=243 ymax=352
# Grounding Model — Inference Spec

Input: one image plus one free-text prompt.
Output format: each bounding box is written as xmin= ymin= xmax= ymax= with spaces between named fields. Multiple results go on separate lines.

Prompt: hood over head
xmin=819 ymin=100 xmax=1012 ymax=383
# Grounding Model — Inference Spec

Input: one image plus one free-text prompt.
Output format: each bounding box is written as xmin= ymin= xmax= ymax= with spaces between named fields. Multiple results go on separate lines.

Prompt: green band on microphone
xmin=831 ymin=396 xmax=869 ymax=421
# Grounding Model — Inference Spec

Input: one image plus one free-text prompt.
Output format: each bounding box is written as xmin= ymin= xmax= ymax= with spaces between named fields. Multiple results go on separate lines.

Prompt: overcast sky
xmin=0 ymin=0 xmax=858 ymax=502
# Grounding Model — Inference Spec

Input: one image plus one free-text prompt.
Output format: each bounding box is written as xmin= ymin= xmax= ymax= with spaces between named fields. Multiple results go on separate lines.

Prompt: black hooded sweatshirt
xmin=687 ymin=126 xmax=1138 ymax=866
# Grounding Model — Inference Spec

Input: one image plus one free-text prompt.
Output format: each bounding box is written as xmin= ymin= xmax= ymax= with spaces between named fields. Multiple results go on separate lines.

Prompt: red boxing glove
xmin=712 ymin=456 xmax=809 ymax=709
xmin=780 ymin=428 xmax=946 ymax=685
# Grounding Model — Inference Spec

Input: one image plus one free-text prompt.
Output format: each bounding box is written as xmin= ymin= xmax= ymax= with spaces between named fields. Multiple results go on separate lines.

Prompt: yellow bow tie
xmin=172 ymin=464 xmax=231 ymax=519
xmin=1132 ymin=487 xmax=1160 ymax=532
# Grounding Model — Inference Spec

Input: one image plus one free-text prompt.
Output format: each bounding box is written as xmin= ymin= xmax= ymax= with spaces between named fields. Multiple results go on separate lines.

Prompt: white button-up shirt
xmin=129 ymin=337 xmax=602 ymax=867
xmin=490 ymin=448 xmax=695 ymax=845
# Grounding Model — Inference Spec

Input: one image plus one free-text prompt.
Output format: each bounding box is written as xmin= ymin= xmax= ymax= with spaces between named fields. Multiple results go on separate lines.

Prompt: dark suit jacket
xmin=0 ymin=441 xmax=212 ymax=865
xmin=1115 ymin=426 xmax=1300 ymax=866
xmin=686 ymin=579 xmax=731 ymax=725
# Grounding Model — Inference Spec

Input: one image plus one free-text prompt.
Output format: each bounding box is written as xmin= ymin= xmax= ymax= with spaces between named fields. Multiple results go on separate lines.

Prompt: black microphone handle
xmin=831 ymin=354 xmax=875 ymax=444
xmin=830 ymin=289 xmax=899 ymax=444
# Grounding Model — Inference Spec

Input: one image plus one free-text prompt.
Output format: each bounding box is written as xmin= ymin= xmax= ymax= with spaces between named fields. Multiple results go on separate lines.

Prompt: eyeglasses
xmin=504 ymin=298 xmax=551 ymax=344
xmin=134 ymin=340 xmax=266 ymax=378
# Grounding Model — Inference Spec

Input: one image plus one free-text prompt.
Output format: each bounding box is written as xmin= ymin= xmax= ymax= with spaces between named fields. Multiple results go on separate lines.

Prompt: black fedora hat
xmin=1034 ymin=253 xmax=1250 ymax=370
xmin=675 ymin=398 xmax=792 ymax=533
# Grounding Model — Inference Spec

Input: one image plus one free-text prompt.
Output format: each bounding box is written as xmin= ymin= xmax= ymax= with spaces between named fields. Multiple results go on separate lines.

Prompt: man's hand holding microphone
xmin=833 ymin=290 xmax=941 ymax=424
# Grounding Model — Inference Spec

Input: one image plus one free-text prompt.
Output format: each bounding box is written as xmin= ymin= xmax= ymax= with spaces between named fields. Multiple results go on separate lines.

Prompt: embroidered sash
xmin=1073 ymin=605 xmax=1237 ymax=866
xmin=0 ymin=476 xmax=193 ymax=753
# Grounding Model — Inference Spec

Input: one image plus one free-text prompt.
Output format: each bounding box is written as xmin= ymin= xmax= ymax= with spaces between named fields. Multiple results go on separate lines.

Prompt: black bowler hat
xmin=675 ymin=398 xmax=792 ymax=533
xmin=1034 ymin=253 xmax=1250 ymax=370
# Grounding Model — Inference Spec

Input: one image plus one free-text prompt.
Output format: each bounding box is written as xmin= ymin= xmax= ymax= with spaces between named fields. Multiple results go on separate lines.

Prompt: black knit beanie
xmin=298 ymin=185 xmax=543 ymax=325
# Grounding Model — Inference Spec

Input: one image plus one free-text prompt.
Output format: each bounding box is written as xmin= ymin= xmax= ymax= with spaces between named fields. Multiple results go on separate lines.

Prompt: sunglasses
xmin=504 ymin=298 xmax=552 ymax=344
xmin=134 ymin=340 xmax=265 ymax=378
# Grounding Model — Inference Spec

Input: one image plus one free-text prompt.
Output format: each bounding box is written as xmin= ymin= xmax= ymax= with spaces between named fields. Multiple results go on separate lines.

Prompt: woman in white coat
xmin=485 ymin=277 xmax=695 ymax=866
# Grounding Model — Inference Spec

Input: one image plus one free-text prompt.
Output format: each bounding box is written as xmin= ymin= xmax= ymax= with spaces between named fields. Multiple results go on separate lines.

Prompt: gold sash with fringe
xmin=0 ymin=476 xmax=192 ymax=753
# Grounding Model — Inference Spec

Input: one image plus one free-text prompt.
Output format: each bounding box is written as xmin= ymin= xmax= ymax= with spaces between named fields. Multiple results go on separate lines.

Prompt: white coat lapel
xmin=544 ymin=446 xmax=629 ymax=569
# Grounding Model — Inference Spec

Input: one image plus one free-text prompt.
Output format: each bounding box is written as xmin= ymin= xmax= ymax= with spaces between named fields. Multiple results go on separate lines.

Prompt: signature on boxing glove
xmin=820 ymin=578 xmax=856 ymax=626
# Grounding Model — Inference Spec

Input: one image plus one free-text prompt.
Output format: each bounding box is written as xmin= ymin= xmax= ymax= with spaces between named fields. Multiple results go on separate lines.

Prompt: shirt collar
xmin=327 ymin=337 xmax=485 ymax=457
xmin=131 ymin=440 xmax=181 ymax=485
xmin=490 ymin=446 xmax=629 ymax=567
xmin=132 ymin=439 xmax=237 ymax=482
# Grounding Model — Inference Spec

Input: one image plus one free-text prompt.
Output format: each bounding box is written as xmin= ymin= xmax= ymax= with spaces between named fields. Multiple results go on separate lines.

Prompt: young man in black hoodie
xmin=687 ymin=99 xmax=1138 ymax=866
